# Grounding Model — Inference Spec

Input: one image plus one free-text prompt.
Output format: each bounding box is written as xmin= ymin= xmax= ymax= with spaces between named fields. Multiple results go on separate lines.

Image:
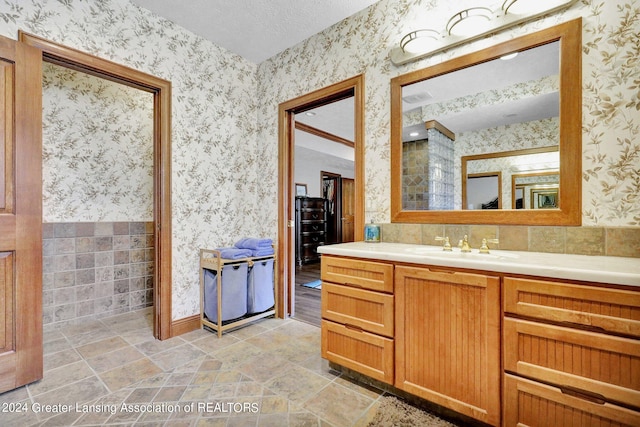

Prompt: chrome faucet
xmin=459 ymin=235 xmax=471 ymax=253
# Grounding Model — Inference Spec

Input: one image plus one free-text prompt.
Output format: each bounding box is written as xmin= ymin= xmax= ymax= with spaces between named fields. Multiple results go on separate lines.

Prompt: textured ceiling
xmin=129 ymin=0 xmax=380 ymax=63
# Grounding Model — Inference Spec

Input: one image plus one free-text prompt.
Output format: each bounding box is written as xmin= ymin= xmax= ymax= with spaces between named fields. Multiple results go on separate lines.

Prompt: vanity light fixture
xmin=390 ymin=0 xmax=577 ymax=66
xmin=400 ymin=29 xmax=441 ymax=54
xmin=446 ymin=7 xmax=494 ymax=37
xmin=502 ymin=0 xmax=569 ymax=15
xmin=500 ymin=52 xmax=518 ymax=60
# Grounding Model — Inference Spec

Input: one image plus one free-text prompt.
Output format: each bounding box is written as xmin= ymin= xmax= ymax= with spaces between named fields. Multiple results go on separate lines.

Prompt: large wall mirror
xmin=391 ymin=18 xmax=582 ymax=225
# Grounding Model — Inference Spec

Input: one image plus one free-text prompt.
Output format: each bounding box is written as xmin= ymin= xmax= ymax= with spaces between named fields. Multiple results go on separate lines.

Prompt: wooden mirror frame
xmin=390 ymin=18 xmax=581 ymax=225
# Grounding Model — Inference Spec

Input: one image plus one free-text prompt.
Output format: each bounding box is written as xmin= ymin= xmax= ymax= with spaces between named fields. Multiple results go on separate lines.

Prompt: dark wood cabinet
xmin=295 ymin=196 xmax=327 ymax=265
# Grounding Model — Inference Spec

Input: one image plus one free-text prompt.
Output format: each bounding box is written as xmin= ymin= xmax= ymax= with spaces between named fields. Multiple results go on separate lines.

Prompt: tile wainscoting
xmin=42 ymin=222 xmax=155 ymax=326
xmin=381 ymin=224 xmax=640 ymax=258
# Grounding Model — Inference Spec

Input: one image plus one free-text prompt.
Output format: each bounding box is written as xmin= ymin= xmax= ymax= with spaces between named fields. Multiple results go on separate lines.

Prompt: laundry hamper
xmin=247 ymin=258 xmax=275 ymax=314
xmin=203 ymin=262 xmax=248 ymax=322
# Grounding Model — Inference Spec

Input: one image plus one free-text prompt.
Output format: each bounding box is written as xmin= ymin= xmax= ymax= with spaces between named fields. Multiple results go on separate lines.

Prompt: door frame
xmin=277 ymin=75 xmax=365 ymax=317
xmin=18 ymin=32 xmax=173 ymax=340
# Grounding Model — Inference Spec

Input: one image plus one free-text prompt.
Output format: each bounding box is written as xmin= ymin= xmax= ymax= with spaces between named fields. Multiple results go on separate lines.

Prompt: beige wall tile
xmin=526 ymin=226 xmax=566 ymax=253
xmin=498 ymin=226 xmax=529 ymax=251
xmin=420 ymin=224 xmax=445 ymax=245
xmin=606 ymin=227 xmax=640 ymax=258
xmin=566 ymin=227 xmax=605 ymax=255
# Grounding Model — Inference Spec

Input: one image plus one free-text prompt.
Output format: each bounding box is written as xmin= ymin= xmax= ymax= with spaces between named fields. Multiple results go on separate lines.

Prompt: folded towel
xmin=215 ymin=247 xmax=252 ymax=259
xmin=235 ymin=237 xmax=273 ymax=250
xmin=251 ymin=247 xmax=275 ymax=257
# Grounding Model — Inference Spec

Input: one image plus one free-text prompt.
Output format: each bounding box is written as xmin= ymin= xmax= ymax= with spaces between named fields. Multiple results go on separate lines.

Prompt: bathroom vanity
xmin=318 ymin=242 xmax=640 ymax=427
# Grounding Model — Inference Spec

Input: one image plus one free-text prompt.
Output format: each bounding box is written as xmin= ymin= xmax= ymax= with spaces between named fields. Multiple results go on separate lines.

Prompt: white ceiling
xmin=402 ymin=41 xmax=560 ymax=141
xmin=128 ymin=0 xmax=380 ymax=64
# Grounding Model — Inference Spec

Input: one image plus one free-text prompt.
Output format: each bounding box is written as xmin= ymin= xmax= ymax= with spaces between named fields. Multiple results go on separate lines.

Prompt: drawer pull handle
xmin=345 ymin=323 xmax=363 ymax=332
xmin=345 ymin=282 xmax=363 ymax=288
xmin=427 ymin=267 xmax=456 ymax=274
xmin=559 ymin=321 xmax=607 ymax=334
xmin=559 ymin=385 xmax=606 ymax=405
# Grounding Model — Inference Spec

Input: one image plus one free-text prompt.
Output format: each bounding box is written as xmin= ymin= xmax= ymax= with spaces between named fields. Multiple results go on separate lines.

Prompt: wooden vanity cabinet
xmin=394 ymin=265 xmax=502 ymax=426
xmin=319 ymin=252 xmax=640 ymax=427
xmin=503 ymin=276 xmax=640 ymax=426
xmin=320 ymin=256 xmax=395 ymax=383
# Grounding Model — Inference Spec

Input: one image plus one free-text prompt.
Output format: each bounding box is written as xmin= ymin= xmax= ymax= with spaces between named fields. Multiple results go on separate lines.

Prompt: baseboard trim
xmin=171 ymin=314 xmax=200 ymax=337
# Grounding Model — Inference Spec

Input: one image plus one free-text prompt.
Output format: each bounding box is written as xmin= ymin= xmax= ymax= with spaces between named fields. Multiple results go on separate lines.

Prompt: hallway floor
xmin=0 ymin=308 xmax=389 ymax=426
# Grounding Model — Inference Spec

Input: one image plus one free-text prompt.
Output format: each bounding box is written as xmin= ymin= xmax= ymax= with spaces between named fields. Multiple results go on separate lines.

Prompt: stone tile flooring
xmin=0 ymin=308 xmax=392 ymax=426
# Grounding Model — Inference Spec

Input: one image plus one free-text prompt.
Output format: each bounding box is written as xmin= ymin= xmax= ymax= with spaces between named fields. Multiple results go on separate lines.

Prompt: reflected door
xmin=341 ymin=178 xmax=355 ymax=242
xmin=0 ymin=36 xmax=43 ymax=392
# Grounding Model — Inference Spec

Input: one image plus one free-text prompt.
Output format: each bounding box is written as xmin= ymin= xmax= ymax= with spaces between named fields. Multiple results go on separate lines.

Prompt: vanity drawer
xmin=321 ymin=256 xmax=393 ymax=293
xmin=504 ymin=317 xmax=640 ymax=408
xmin=504 ymin=277 xmax=640 ymax=337
xmin=321 ymin=319 xmax=394 ymax=384
xmin=504 ymin=374 xmax=640 ymax=427
xmin=321 ymin=282 xmax=394 ymax=337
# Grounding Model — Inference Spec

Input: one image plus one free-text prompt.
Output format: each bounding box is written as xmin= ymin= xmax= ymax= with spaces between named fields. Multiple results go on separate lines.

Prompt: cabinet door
xmin=395 ymin=266 xmax=501 ymax=426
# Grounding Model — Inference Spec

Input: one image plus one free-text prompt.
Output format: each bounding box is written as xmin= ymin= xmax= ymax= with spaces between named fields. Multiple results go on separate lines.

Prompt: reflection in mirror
xmin=512 ymin=171 xmax=559 ymax=209
xmin=402 ymin=41 xmax=559 ymax=211
xmin=390 ymin=18 xmax=582 ymax=225
xmin=462 ymin=147 xmax=559 ymax=211
xmin=467 ymin=173 xmax=501 ymax=210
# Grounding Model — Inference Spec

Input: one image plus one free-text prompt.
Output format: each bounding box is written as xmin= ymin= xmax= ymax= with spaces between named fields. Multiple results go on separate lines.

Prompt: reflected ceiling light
xmin=305 ymin=111 xmax=316 ymax=116
xmin=500 ymin=52 xmax=518 ymax=60
xmin=446 ymin=7 xmax=493 ymax=37
xmin=390 ymin=0 xmax=577 ymax=66
xmin=401 ymin=29 xmax=441 ymax=54
xmin=503 ymin=0 xmax=569 ymax=15
xmin=409 ymin=131 xmax=420 ymax=137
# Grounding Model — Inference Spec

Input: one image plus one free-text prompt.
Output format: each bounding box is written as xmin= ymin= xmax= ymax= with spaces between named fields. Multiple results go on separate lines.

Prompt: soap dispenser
xmin=364 ymin=219 xmax=380 ymax=243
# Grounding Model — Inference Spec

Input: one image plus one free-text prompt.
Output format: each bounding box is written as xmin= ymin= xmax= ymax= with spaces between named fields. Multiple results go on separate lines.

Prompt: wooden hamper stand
xmin=199 ymin=248 xmax=277 ymax=337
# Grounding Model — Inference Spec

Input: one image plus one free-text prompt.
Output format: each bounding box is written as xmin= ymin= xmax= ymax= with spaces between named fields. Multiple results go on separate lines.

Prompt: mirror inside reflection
xmin=390 ymin=18 xmax=582 ymax=225
xmin=462 ymin=147 xmax=559 ymax=210
xmin=401 ymin=41 xmax=559 ymax=211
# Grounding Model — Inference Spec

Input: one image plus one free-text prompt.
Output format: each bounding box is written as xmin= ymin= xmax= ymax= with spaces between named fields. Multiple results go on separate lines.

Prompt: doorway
xmin=277 ymin=75 xmax=365 ymax=322
xmin=19 ymin=32 xmax=173 ymax=340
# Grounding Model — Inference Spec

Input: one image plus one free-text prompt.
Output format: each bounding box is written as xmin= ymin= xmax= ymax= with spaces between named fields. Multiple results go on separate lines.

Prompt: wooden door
xmin=0 ymin=36 xmax=43 ymax=393
xmin=341 ymin=178 xmax=354 ymax=242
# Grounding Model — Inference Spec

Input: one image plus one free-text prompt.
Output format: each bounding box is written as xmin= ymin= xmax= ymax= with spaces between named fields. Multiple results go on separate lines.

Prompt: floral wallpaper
xmin=257 ymin=0 xmax=639 ymax=227
xmin=42 ymin=62 xmax=154 ymax=222
xmin=0 ymin=0 xmax=638 ymax=320
xmin=1 ymin=0 xmax=259 ymax=320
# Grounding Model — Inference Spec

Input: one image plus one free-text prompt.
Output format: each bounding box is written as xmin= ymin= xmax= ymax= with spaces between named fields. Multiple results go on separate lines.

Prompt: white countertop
xmin=317 ymin=242 xmax=640 ymax=287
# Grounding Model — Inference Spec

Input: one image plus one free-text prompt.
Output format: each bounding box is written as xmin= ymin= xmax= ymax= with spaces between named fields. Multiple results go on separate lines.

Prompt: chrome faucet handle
xmin=435 ymin=236 xmax=452 ymax=251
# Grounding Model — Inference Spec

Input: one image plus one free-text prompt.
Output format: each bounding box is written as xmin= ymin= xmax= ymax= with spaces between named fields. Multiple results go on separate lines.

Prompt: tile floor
xmin=0 ymin=308 xmax=398 ymax=426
